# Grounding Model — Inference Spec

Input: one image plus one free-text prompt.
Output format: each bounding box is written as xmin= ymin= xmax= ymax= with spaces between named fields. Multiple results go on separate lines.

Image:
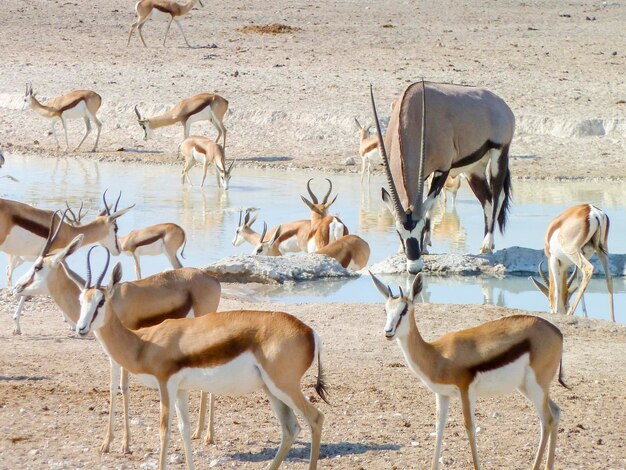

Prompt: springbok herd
xmin=2 ymin=1 xmax=619 ymax=469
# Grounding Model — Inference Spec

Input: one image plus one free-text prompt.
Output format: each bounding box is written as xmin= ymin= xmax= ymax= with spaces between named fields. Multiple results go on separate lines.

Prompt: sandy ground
xmin=0 ymin=0 xmax=625 ymax=178
xmin=1 ymin=290 xmax=625 ymax=469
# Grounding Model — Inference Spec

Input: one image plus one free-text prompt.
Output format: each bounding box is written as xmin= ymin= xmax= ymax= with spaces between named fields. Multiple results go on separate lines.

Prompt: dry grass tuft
xmin=237 ymin=23 xmax=302 ymax=35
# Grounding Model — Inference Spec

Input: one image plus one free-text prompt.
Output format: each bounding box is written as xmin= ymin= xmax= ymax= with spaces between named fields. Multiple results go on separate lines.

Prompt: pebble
xmin=169 ymin=452 xmax=183 ymax=464
xmin=344 ymin=156 xmax=356 ymax=166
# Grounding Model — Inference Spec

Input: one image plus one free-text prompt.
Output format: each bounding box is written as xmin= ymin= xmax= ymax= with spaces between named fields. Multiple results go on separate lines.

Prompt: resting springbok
xmin=301 ymin=179 xmax=348 ymax=252
xmin=1 ymin=192 xmax=133 ymax=334
xmin=76 ymin=249 xmax=327 ymax=470
xmin=119 ymin=223 xmax=187 ymax=279
xmin=370 ymin=82 xmax=514 ymax=274
xmin=14 ymin=219 xmax=222 ymax=453
xmin=354 ymin=118 xmax=380 ymax=184
xmin=179 ymin=135 xmax=234 ymax=189
xmin=234 ymin=210 xmax=311 ymax=254
xmin=23 ymin=84 xmax=103 ymax=152
xmin=134 ymin=93 xmax=228 ymax=146
xmin=371 ymin=272 xmax=565 ymax=470
xmin=529 ymin=204 xmax=614 ymax=322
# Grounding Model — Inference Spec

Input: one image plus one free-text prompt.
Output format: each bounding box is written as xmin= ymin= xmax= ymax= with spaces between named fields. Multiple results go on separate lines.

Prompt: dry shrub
xmin=237 ymin=23 xmax=302 ymax=35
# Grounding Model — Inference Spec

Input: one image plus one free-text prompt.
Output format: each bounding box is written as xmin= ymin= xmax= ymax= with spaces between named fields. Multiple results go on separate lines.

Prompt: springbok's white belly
xmin=0 ymin=226 xmax=44 ymax=258
xmin=191 ymin=147 xmax=208 ymax=165
xmin=306 ymin=237 xmax=318 ymax=253
xmin=135 ymin=239 xmax=165 ymax=256
xmin=187 ymin=106 xmax=215 ymax=124
xmin=472 ymin=353 xmax=529 ymax=396
xmin=61 ymin=101 xmax=87 ymax=120
xmin=363 ymin=148 xmax=379 ymax=163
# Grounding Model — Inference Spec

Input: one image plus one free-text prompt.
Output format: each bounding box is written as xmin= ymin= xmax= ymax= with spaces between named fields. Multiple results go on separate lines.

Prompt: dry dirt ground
xmin=0 ymin=0 xmax=625 ymax=178
xmin=1 ymin=291 xmax=625 ymax=469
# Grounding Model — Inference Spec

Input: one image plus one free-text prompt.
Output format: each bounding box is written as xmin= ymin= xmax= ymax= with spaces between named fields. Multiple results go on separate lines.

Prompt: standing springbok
xmin=76 ymin=249 xmax=327 ymax=470
xmin=128 ymin=0 xmax=204 ymax=48
xmin=529 ymin=204 xmax=614 ymax=322
xmin=14 ymin=221 xmax=222 ymax=453
xmin=119 ymin=223 xmax=187 ymax=279
xmin=1 ymin=192 xmax=133 ymax=334
xmin=179 ymin=135 xmax=234 ymax=189
xmin=234 ymin=210 xmax=311 ymax=254
xmin=23 ymin=84 xmax=103 ymax=152
xmin=370 ymin=82 xmax=514 ymax=274
xmin=441 ymin=174 xmax=462 ymax=209
xmin=301 ymin=179 xmax=348 ymax=252
xmin=134 ymin=93 xmax=228 ymax=146
xmin=371 ymin=272 xmax=565 ymax=470
xmin=354 ymin=118 xmax=380 ymax=184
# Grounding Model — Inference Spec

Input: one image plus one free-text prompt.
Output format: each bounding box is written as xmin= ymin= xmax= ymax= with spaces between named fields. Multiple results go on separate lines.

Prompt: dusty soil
xmin=1 ymin=290 xmax=625 ymax=469
xmin=0 ymin=0 xmax=625 ymax=178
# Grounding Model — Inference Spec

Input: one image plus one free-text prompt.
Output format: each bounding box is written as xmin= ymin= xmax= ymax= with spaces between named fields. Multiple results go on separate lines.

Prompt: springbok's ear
xmin=324 ymin=194 xmax=338 ymax=209
xmin=409 ymin=273 xmax=423 ymax=303
xmin=108 ymin=262 xmax=123 ymax=293
xmin=109 ymin=205 xmax=135 ymax=221
xmin=529 ymin=276 xmax=549 ymax=298
xmin=301 ymin=196 xmax=324 ymax=216
xmin=269 ymin=225 xmax=282 ymax=246
xmin=247 ymin=213 xmax=258 ymax=227
xmin=51 ymin=234 xmax=84 ymax=265
xmin=381 ymin=188 xmax=396 ymax=218
xmin=369 ymin=271 xmax=389 ymax=299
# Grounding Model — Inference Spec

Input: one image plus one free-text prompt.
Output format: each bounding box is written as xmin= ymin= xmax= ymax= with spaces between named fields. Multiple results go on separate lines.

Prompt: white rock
xmin=344 ymin=156 xmax=356 ymax=166
xmin=139 ymin=460 xmax=159 ymax=469
xmin=169 ymin=452 xmax=183 ymax=465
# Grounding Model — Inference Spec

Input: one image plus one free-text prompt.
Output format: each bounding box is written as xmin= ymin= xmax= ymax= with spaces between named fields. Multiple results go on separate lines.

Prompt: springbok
xmin=441 ymin=174 xmax=462 ymax=209
xmin=234 ymin=210 xmax=310 ymax=254
xmin=179 ymin=135 xmax=234 ymax=189
xmin=529 ymin=204 xmax=614 ymax=322
xmin=14 ymin=220 xmax=222 ymax=452
xmin=370 ymin=82 xmax=514 ymax=274
xmin=23 ymin=84 xmax=103 ymax=152
xmin=300 ymin=179 xmax=348 ymax=252
xmin=76 ymin=249 xmax=327 ymax=470
xmin=354 ymin=118 xmax=380 ymax=184
xmin=128 ymin=0 xmax=204 ymax=48
xmin=134 ymin=93 xmax=228 ymax=146
xmin=119 ymin=223 xmax=187 ymax=279
xmin=371 ymin=272 xmax=565 ymax=470
xmin=1 ymin=192 xmax=133 ymax=334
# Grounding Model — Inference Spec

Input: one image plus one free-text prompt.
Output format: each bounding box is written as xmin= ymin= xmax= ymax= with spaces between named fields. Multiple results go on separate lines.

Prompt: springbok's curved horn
xmin=238 ymin=210 xmax=243 ymax=227
xmin=538 ymin=260 xmax=549 ymax=286
xmin=398 ymin=286 xmax=405 ymax=299
xmin=102 ymin=189 xmax=111 ymax=216
xmin=260 ymin=222 xmax=268 ymax=243
xmin=85 ymin=246 xmax=97 ymax=288
xmin=40 ymin=210 xmax=62 ymax=256
xmin=387 ymin=285 xmax=394 ymax=299
xmin=95 ymin=248 xmax=111 ymax=289
xmin=414 ymin=79 xmax=427 ymax=216
xmin=65 ymin=202 xmax=78 ymax=224
xmin=370 ymin=84 xmax=405 ymax=221
xmin=322 ymin=178 xmax=333 ymax=204
xmin=227 ymin=160 xmax=235 ymax=173
xmin=354 ymin=117 xmax=362 ymax=129
xmin=113 ymin=191 xmax=122 ymax=212
xmin=306 ymin=179 xmax=318 ymax=204
xmin=134 ymin=106 xmax=142 ymax=121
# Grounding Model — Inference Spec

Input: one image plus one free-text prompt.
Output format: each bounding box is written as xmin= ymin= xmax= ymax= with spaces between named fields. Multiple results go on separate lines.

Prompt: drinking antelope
xmin=301 ymin=179 xmax=348 ymax=252
xmin=76 ymin=249 xmax=327 ymax=470
xmin=1 ymin=192 xmax=133 ymax=334
xmin=370 ymin=82 xmax=514 ymax=273
xmin=128 ymin=0 xmax=204 ymax=48
xmin=371 ymin=272 xmax=565 ymax=470
xmin=119 ymin=223 xmax=187 ymax=279
xmin=354 ymin=118 xmax=380 ymax=184
xmin=14 ymin=218 xmax=222 ymax=452
xmin=529 ymin=204 xmax=614 ymax=322
xmin=179 ymin=135 xmax=234 ymax=189
xmin=134 ymin=92 xmax=228 ymax=146
xmin=23 ymin=84 xmax=103 ymax=152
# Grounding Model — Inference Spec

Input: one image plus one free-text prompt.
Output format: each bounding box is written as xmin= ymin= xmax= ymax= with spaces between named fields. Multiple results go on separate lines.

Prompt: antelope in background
xmin=128 ymin=0 xmax=204 ymax=48
xmin=14 ymin=223 xmax=222 ymax=453
xmin=354 ymin=118 xmax=380 ymax=184
xmin=134 ymin=92 xmax=228 ymax=146
xmin=179 ymin=135 xmax=234 ymax=189
xmin=23 ymin=84 xmax=103 ymax=152
xmin=234 ymin=210 xmax=311 ymax=254
xmin=76 ymin=250 xmax=327 ymax=470
xmin=441 ymin=174 xmax=462 ymax=209
xmin=301 ymin=179 xmax=348 ymax=252
xmin=370 ymin=81 xmax=514 ymax=274
xmin=119 ymin=223 xmax=187 ymax=279
xmin=371 ymin=273 xmax=565 ymax=470
xmin=530 ymin=204 xmax=614 ymax=322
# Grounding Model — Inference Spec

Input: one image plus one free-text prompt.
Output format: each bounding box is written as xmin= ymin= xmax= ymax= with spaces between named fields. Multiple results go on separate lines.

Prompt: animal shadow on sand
xmin=230 ymin=441 xmax=401 ymax=463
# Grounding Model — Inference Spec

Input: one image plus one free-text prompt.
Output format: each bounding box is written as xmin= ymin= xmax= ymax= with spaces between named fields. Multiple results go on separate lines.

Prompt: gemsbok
xmin=128 ymin=0 xmax=204 ymax=48
xmin=134 ymin=92 xmax=228 ymax=146
xmin=529 ymin=204 xmax=614 ymax=322
xmin=1 ymin=192 xmax=133 ymax=334
xmin=179 ymin=135 xmax=234 ymax=189
xmin=119 ymin=223 xmax=187 ymax=279
xmin=354 ymin=118 xmax=380 ymax=184
xmin=370 ymin=272 xmax=565 ymax=470
xmin=76 ymin=248 xmax=328 ymax=470
xmin=370 ymin=81 xmax=514 ymax=273
xmin=301 ymin=179 xmax=348 ymax=252
xmin=14 ymin=219 xmax=222 ymax=452
xmin=23 ymin=84 xmax=103 ymax=152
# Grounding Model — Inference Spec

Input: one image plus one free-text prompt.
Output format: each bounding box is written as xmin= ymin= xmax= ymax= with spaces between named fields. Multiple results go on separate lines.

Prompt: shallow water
xmin=1 ymin=154 xmax=624 ymax=322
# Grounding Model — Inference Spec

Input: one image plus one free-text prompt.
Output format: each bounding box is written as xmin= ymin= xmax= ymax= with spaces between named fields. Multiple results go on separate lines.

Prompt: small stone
xmin=28 ymin=449 xmax=40 ymax=456
xmin=344 ymin=156 xmax=356 ymax=166
xmin=411 ymin=441 xmax=419 ymax=447
xmin=169 ymin=452 xmax=183 ymax=464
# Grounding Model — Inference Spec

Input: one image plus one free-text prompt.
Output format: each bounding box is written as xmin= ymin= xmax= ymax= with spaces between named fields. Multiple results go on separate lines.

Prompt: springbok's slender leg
xmin=137 ymin=21 xmax=148 ymax=47
xmin=12 ymin=296 xmax=26 ymax=335
xmin=164 ymin=246 xmax=183 ymax=269
xmin=174 ymin=389 xmax=195 ymax=470
xmin=460 ymin=389 xmax=480 ymax=470
xmin=192 ymin=392 xmax=215 ymax=444
xmin=566 ymin=253 xmax=594 ymax=316
xmin=158 ymin=382 xmax=173 ymax=470
xmin=174 ymin=20 xmax=191 ymax=47
xmin=432 ymin=393 xmax=450 ymax=470
xmin=49 ymin=119 xmax=61 ymax=149
xmin=266 ymin=389 xmax=300 ymax=470
xmin=101 ymin=360 xmax=121 ymax=453
xmin=75 ymin=117 xmax=91 ymax=151
xmin=201 ymin=158 xmax=210 ymax=187
xmin=545 ymin=400 xmax=560 ymax=469
xmin=61 ymin=117 xmax=70 ymax=151
xmin=596 ymin=248 xmax=615 ymax=321
xmin=519 ymin=373 xmax=551 ymax=470
xmin=360 ymin=158 xmax=367 ymax=184
xmin=181 ymin=158 xmax=195 ymax=185
xmin=7 ymin=254 xmax=24 ymax=288
xmin=163 ymin=17 xmax=174 ymax=46
xmin=183 ymin=120 xmax=191 ymax=139
xmin=120 ymin=368 xmax=132 ymax=454
xmin=128 ymin=21 xmax=139 ymax=45
xmin=132 ymin=253 xmax=142 ymax=280
xmin=88 ymin=109 xmax=102 ymax=152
